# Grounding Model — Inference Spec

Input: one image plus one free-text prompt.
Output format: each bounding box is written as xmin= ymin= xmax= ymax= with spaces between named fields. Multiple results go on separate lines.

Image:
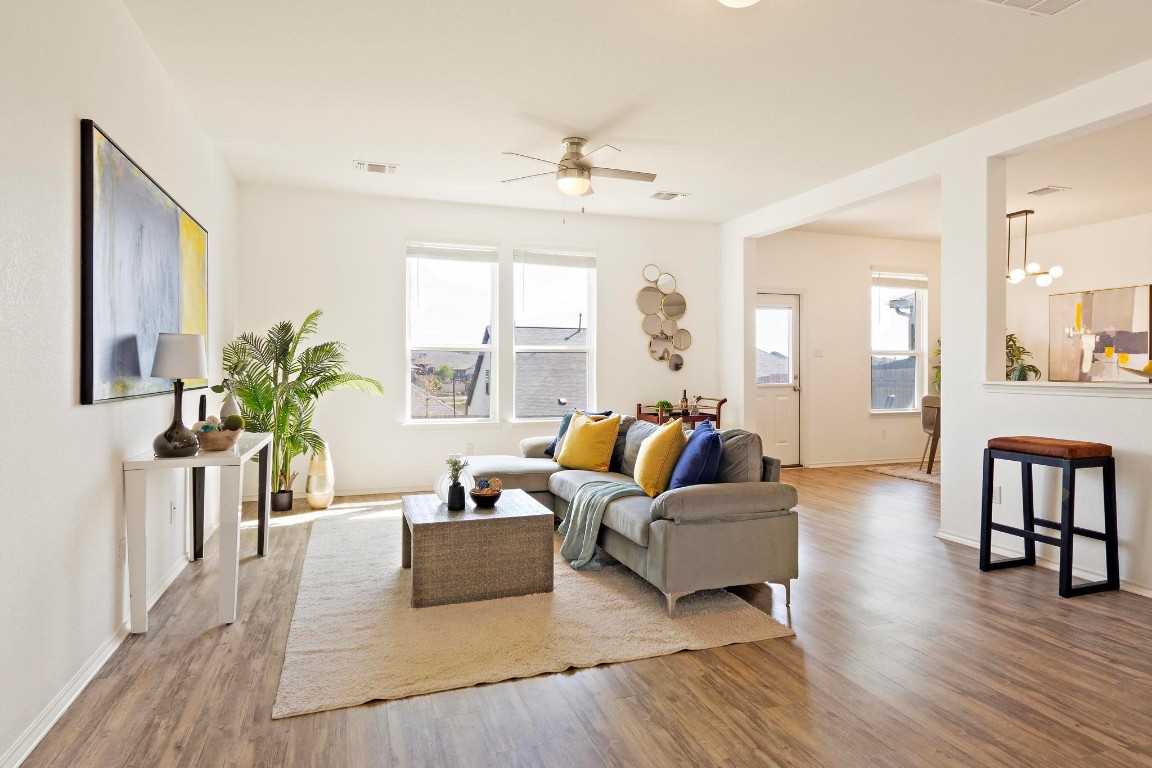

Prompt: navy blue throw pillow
xmin=545 ymin=409 xmax=612 ymax=457
xmin=669 ymin=420 xmax=723 ymax=489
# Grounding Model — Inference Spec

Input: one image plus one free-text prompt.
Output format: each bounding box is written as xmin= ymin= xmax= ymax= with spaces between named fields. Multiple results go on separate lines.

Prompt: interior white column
xmin=717 ymin=232 xmax=757 ymax=429
xmin=938 ymin=154 xmax=1006 ymax=539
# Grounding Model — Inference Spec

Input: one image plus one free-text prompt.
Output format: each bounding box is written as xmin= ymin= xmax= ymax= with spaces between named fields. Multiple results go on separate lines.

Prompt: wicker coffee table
xmin=401 ymin=488 xmax=554 ymax=608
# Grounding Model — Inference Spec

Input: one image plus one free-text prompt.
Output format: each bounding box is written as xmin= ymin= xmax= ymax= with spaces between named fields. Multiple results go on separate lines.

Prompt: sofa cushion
xmin=609 ymin=415 xmax=637 ymax=473
xmin=520 ymin=435 xmax=554 ymax=459
xmin=556 ymin=413 xmax=621 ymax=472
xmin=634 ymin=418 xmax=688 ymax=497
xmin=602 ymin=494 xmax=656 ymax=547
xmin=545 ymin=409 xmax=611 ymax=457
xmin=620 ymin=420 xmax=658 ymax=477
xmin=651 ymin=482 xmax=798 ymax=522
xmin=669 ymin=420 xmax=723 ymax=490
xmin=548 ymin=469 xmax=634 ymax=502
xmin=464 ymin=455 xmax=563 ymax=494
xmin=716 ymin=429 xmax=764 ymax=483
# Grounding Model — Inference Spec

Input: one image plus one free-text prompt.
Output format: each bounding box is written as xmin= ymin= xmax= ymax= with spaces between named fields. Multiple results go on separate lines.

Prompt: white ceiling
xmin=795 ymin=112 xmax=1152 ymax=240
xmin=122 ymin=0 xmax=1152 ymax=223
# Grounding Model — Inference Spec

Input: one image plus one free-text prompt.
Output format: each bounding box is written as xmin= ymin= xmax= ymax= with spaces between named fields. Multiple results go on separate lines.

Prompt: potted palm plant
xmin=222 ymin=309 xmax=383 ymax=511
xmin=1006 ymin=333 xmax=1042 ymax=381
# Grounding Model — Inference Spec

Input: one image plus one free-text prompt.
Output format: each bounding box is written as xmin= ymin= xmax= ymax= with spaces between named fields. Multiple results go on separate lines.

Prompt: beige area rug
xmin=273 ymin=508 xmax=793 ymax=719
xmin=868 ymin=463 xmax=941 ymax=486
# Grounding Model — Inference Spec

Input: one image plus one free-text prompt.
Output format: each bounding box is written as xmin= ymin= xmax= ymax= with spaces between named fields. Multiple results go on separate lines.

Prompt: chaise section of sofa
xmin=467 ymin=425 xmax=799 ymax=616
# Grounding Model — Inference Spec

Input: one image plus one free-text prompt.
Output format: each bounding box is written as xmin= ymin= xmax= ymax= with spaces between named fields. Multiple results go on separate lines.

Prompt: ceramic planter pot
xmin=271 ymin=490 xmax=293 ymax=512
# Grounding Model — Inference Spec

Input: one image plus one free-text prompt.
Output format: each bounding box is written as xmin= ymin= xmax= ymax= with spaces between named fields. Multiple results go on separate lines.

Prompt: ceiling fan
xmin=501 ymin=137 xmax=656 ymax=197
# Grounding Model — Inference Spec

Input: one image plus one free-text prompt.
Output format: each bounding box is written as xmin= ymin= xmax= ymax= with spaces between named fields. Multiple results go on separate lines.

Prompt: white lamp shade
xmin=151 ymin=333 xmax=208 ymax=379
xmin=1007 ymin=268 xmax=1026 ymax=284
xmin=1035 ymin=273 xmax=1053 ymax=287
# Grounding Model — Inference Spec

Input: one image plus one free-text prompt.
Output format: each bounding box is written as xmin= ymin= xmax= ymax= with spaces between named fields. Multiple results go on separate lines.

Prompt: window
xmin=513 ymin=249 xmax=595 ymax=418
xmin=406 ymin=243 xmax=497 ymax=420
xmin=870 ymin=270 xmax=927 ymax=411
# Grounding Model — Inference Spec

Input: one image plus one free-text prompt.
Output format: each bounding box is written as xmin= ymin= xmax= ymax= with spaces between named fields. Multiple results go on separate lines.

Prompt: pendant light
xmin=1006 ymin=209 xmax=1062 ymax=287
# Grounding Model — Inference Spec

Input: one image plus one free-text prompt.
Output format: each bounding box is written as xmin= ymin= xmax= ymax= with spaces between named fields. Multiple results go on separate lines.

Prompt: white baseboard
xmin=935 ymin=530 xmax=1152 ymax=599
xmin=0 ymin=626 xmax=128 ymax=768
xmin=803 ymin=456 xmax=921 ymax=469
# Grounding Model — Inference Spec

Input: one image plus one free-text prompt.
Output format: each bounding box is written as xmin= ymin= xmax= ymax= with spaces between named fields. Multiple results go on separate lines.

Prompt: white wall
xmin=237 ymin=185 xmax=719 ymax=494
xmin=1007 ymin=212 xmax=1152 ymax=378
xmin=757 ymin=231 xmax=941 ymax=466
xmin=0 ymin=2 xmax=237 ymax=764
xmin=719 ymin=55 xmax=1152 ymax=597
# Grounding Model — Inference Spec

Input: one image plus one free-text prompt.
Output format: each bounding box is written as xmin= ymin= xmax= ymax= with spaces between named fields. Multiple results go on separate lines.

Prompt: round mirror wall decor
xmin=662 ymin=292 xmax=686 ymax=320
xmin=637 ymin=265 xmax=692 ymax=371
xmin=636 ymin=286 xmax=663 ymax=315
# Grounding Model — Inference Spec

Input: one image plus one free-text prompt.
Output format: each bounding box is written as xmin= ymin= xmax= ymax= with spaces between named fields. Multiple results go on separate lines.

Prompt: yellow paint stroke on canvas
xmin=1075 ymin=302 xmax=1082 ymax=332
xmin=1119 ymin=353 xmax=1130 ymax=365
xmin=1104 ymin=346 xmax=1115 ymax=359
xmin=180 ymin=211 xmax=208 ymax=385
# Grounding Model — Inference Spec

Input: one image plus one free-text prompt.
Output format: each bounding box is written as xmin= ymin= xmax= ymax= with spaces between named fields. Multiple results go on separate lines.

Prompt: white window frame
xmin=869 ymin=269 xmax=928 ymax=414
xmin=405 ymin=242 xmax=499 ymax=424
xmin=511 ymin=249 xmax=597 ymax=421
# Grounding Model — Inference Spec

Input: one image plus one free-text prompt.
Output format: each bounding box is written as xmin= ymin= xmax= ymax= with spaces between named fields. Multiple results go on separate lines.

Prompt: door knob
xmin=792 ymin=385 xmax=801 ymax=392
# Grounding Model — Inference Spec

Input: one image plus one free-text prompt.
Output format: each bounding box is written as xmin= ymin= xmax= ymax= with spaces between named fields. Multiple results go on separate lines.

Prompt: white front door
xmin=755 ymin=294 xmax=801 ymax=466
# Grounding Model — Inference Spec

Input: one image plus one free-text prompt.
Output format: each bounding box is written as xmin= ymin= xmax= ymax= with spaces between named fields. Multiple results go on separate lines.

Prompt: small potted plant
xmin=655 ymin=400 xmax=675 ymax=423
xmin=210 ymin=378 xmax=241 ymax=419
xmin=446 ymin=454 xmax=469 ymax=510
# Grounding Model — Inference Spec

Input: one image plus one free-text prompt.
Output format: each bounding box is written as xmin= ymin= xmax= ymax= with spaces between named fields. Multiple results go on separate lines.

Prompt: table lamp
xmin=151 ymin=333 xmax=208 ymax=458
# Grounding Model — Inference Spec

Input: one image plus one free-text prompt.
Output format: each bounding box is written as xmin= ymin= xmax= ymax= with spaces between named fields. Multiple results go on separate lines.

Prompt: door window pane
xmin=871 ymin=355 xmax=917 ymax=409
xmin=514 ymin=352 xmax=588 ymax=418
xmin=756 ymin=307 xmax=792 ymax=384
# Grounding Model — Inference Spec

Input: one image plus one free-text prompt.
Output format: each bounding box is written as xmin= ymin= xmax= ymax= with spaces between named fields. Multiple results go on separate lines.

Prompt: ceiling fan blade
xmin=589 ymin=167 xmax=656 ymax=183
xmin=502 ymin=151 xmax=561 ymax=167
xmin=577 ymin=144 xmax=620 ymax=167
xmin=501 ymin=171 xmax=553 ymax=184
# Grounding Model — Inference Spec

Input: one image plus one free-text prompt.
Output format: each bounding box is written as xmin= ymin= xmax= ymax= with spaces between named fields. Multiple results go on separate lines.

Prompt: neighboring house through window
xmin=406 ymin=242 xmax=497 ymax=420
xmin=870 ymin=269 xmax=928 ymax=411
xmin=513 ymin=249 xmax=595 ymax=419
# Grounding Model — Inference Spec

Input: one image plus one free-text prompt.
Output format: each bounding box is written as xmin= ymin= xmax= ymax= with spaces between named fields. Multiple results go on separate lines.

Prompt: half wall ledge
xmin=984 ymin=381 xmax=1152 ymax=399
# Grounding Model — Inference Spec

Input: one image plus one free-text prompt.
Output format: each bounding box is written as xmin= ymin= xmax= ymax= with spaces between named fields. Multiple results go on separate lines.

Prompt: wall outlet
xmin=170 ymin=501 xmax=177 ymax=524
xmin=117 ymin=537 xmax=126 ymax=562
xmin=814 ymin=348 xmax=824 ymax=358
xmin=993 ymin=486 xmax=1002 ymax=504
xmin=464 ymin=443 xmax=474 ymax=456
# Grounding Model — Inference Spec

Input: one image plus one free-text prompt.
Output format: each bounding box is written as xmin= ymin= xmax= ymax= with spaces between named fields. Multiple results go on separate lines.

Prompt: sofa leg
xmin=666 ymin=591 xmax=691 ymax=618
xmin=784 ymin=580 xmax=791 ymax=607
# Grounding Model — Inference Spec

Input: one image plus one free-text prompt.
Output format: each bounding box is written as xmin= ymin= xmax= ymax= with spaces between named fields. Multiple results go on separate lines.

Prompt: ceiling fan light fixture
xmin=556 ymin=166 xmax=591 ymax=197
xmin=717 ymin=0 xmax=761 ymax=6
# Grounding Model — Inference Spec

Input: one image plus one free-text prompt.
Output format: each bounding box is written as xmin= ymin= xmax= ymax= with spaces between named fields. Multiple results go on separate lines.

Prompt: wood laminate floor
xmin=24 ymin=467 xmax=1152 ymax=767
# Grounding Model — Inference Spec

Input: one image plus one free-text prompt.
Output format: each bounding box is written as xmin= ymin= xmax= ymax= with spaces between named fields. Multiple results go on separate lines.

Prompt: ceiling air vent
xmin=970 ymin=0 xmax=1085 ymax=15
xmin=1028 ymin=185 xmax=1072 ymax=196
xmin=651 ymin=191 xmax=689 ymax=201
xmin=354 ymin=161 xmax=398 ymax=174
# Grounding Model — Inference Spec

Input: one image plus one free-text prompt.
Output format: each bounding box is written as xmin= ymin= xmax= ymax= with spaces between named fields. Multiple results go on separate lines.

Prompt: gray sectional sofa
xmin=467 ymin=422 xmax=799 ymax=617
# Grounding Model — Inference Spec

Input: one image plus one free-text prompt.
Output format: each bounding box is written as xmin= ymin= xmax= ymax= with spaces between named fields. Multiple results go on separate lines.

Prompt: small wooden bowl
xmin=469 ymin=489 xmax=501 ymax=509
xmin=197 ymin=429 xmax=243 ymax=452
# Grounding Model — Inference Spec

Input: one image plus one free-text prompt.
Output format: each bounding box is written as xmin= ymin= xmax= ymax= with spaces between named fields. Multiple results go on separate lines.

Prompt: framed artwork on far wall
xmin=80 ymin=119 xmax=208 ymax=404
xmin=1048 ymin=284 xmax=1151 ymax=382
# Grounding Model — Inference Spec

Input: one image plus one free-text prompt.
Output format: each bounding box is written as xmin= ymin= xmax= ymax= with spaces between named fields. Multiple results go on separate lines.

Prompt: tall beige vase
xmin=306 ymin=443 xmax=335 ymax=510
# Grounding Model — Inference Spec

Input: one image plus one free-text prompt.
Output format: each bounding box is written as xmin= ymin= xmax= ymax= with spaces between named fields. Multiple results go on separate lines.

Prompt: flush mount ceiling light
xmin=717 ymin=0 xmax=761 ymax=6
xmin=501 ymin=137 xmax=657 ymax=198
xmin=1006 ymin=209 xmax=1063 ymax=287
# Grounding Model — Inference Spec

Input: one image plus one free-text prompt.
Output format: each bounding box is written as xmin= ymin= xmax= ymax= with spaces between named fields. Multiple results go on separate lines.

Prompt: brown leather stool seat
xmin=987 ymin=436 xmax=1112 ymax=460
xmin=980 ymin=435 xmax=1118 ymax=598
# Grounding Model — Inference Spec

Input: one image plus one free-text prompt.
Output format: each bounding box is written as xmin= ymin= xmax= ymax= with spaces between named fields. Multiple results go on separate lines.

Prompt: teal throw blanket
xmin=558 ymin=481 xmax=646 ymax=570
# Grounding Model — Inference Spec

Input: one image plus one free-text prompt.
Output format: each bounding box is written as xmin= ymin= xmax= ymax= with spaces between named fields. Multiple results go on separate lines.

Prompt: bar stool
xmin=979 ymin=435 xmax=1119 ymax=598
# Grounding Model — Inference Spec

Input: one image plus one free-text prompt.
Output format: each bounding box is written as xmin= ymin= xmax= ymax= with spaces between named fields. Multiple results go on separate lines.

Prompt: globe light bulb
xmin=1026 ymin=262 xmax=1041 ymax=274
xmin=1049 ymin=265 xmax=1063 ymax=278
xmin=556 ymin=167 xmax=591 ymax=196
xmin=1008 ymin=268 xmax=1026 ymax=284
xmin=1036 ymin=273 xmax=1053 ymax=287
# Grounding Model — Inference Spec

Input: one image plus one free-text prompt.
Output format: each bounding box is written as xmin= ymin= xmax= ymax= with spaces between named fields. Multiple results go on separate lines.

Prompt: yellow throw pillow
xmin=633 ymin=418 xmax=688 ymax=497
xmin=555 ymin=413 xmax=622 ymax=472
xmin=553 ymin=412 xmax=609 ymax=463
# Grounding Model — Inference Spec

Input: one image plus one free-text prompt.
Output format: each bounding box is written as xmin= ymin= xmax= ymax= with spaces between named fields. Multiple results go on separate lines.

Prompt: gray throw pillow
xmin=609 ymin=415 xmax=637 ymax=473
xmin=620 ymin=420 xmax=658 ymax=477
xmin=716 ymin=429 xmax=764 ymax=483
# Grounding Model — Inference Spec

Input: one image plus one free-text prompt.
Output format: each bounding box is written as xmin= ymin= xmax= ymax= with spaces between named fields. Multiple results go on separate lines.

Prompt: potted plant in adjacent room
xmin=1005 ymin=333 xmax=1042 ymax=381
xmin=221 ymin=309 xmax=383 ymax=511
xmin=655 ymin=399 xmax=675 ymax=421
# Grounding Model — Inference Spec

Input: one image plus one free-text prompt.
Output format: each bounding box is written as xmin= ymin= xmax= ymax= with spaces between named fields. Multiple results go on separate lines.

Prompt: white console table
xmin=123 ymin=432 xmax=272 ymax=633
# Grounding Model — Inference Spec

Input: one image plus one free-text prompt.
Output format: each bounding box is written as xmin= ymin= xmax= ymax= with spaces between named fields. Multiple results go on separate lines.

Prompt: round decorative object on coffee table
xmin=469 ymin=489 xmax=501 ymax=508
